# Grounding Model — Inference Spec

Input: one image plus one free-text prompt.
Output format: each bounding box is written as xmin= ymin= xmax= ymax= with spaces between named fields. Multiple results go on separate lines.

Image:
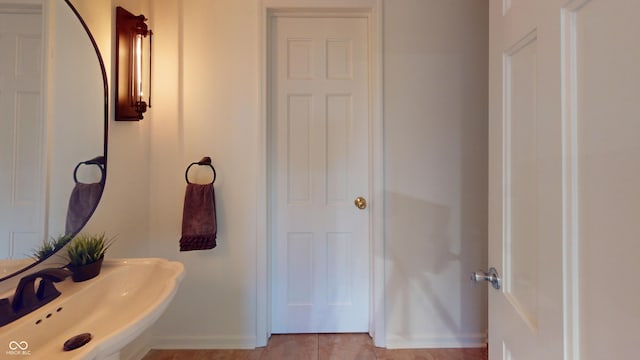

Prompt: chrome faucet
xmin=0 ymin=268 xmax=71 ymax=327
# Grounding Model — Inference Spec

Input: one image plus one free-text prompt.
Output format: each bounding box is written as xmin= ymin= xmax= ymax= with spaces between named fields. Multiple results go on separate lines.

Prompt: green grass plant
xmin=67 ymin=233 xmax=115 ymax=267
xmin=32 ymin=234 xmax=73 ymax=260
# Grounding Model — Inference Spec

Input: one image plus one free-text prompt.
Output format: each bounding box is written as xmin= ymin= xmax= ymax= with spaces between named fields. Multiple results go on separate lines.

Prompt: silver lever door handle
xmin=471 ymin=267 xmax=501 ymax=290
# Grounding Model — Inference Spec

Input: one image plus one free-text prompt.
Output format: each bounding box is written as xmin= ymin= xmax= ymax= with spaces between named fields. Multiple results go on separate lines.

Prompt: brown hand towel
xmin=65 ymin=182 xmax=104 ymax=235
xmin=179 ymin=183 xmax=217 ymax=251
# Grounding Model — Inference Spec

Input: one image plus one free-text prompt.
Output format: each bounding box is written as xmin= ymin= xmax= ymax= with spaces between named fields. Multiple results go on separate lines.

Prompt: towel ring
xmin=73 ymin=156 xmax=106 ymax=184
xmin=185 ymin=156 xmax=216 ymax=184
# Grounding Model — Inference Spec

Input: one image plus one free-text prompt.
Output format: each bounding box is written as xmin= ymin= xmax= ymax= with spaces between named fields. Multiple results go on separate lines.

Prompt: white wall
xmin=144 ymin=0 xmax=260 ymax=348
xmin=82 ymin=0 xmax=488 ymax=350
xmin=79 ymin=0 xmax=152 ymax=259
xmin=383 ymin=0 xmax=488 ymax=348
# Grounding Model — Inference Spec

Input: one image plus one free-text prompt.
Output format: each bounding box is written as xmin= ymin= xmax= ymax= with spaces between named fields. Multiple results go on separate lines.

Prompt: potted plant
xmin=32 ymin=234 xmax=73 ymax=261
xmin=66 ymin=233 xmax=115 ymax=282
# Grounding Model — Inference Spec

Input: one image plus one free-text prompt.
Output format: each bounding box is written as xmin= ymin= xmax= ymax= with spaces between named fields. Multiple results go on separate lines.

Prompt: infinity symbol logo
xmin=8 ymin=341 xmax=28 ymax=351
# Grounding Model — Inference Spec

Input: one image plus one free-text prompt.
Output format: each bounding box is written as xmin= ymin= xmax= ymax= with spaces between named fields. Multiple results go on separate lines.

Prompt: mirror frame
xmin=0 ymin=0 xmax=109 ymax=282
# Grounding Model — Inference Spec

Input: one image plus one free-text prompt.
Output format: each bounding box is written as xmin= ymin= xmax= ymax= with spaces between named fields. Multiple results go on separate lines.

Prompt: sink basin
xmin=0 ymin=258 xmax=184 ymax=359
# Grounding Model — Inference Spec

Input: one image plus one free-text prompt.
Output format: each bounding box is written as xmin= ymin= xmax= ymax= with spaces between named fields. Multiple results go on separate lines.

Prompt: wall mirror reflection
xmin=0 ymin=0 xmax=108 ymax=281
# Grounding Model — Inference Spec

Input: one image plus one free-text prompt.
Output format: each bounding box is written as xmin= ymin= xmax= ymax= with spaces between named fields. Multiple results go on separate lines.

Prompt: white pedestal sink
xmin=0 ymin=258 xmax=184 ymax=359
xmin=0 ymin=259 xmax=33 ymax=278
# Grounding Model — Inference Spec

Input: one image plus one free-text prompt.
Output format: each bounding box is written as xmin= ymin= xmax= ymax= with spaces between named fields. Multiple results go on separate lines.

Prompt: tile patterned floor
xmin=142 ymin=334 xmax=488 ymax=360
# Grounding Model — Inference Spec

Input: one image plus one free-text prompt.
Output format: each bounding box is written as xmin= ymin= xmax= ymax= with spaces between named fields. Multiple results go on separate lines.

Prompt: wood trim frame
xmin=560 ymin=1 xmax=588 ymax=358
xmin=256 ymin=0 xmax=384 ymax=347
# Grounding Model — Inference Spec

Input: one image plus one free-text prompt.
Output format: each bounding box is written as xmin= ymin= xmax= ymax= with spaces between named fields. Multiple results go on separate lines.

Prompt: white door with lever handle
xmin=471 ymin=268 xmax=500 ymax=290
xmin=486 ymin=0 xmax=565 ymax=358
xmin=487 ymin=1 xmax=640 ymax=359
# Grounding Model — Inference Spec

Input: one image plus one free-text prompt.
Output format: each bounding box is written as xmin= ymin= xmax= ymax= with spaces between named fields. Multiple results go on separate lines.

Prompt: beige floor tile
xmin=142 ymin=336 xmax=487 ymax=360
xmin=374 ymin=348 xmax=436 ymax=360
xmin=375 ymin=347 xmax=488 ymax=360
xmin=142 ymin=349 xmax=200 ymax=360
xmin=261 ymin=334 xmax=318 ymax=360
xmin=427 ymin=348 xmax=488 ymax=360
xmin=194 ymin=349 xmax=264 ymax=360
xmin=318 ymin=333 xmax=376 ymax=360
xmin=142 ymin=349 xmax=264 ymax=360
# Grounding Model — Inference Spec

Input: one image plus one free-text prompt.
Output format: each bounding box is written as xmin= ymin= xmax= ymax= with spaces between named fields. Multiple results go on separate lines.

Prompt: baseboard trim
xmin=150 ymin=335 xmax=257 ymax=350
xmin=385 ymin=333 xmax=487 ymax=349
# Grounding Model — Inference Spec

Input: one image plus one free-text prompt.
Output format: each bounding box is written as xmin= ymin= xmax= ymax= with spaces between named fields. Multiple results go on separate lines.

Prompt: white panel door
xmin=567 ymin=1 xmax=640 ymax=358
xmin=488 ymin=1 xmax=564 ymax=356
xmin=489 ymin=1 xmax=640 ymax=359
xmin=271 ymin=16 xmax=370 ymax=333
xmin=0 ymin=9 xmax=45 ymax=259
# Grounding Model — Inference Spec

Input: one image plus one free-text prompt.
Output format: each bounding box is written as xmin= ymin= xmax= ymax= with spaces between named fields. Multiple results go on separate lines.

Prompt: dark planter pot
xmin=68 ymin=256 xmax=104 ymax=282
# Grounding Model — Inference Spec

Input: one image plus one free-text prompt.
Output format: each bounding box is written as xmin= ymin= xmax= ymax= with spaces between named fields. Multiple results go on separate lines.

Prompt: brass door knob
xmin=354 ymin=196 xmax=367 ymax=210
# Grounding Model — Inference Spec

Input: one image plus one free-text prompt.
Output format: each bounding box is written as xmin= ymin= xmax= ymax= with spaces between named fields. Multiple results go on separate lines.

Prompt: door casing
xmin=257 ymin=0 xmax=384 ymax=348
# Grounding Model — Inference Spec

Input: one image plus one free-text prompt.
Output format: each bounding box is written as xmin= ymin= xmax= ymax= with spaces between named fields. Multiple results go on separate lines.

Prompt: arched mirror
xmin=0 ymin=0 xmax=108 ymax=281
